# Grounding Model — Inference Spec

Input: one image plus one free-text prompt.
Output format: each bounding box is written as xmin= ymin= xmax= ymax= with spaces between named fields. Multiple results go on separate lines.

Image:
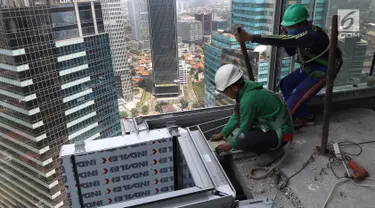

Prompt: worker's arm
xmin=228 ymin=100 xmax=258 ymax=149
xmin=220 ymin=114 xmax=239 ymax=138
xmin=252 ymin=31 xmax=314 ymax=48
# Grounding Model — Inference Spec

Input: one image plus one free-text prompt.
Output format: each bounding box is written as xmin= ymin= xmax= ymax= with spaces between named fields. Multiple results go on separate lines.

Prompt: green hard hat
xmin=281 ymin=4 xmax=310 ymax=27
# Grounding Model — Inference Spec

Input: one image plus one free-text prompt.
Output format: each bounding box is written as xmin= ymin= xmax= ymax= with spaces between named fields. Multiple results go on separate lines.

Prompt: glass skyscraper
xmin=128 ymin=0 xmax=150 ymax=51
xmin=148 ymin=0 xmax=180 ymax=97
xmin=100 ymin=0 xmax=133 ymax=102
xmin=0 ymin=1 xmax=121 ymax=207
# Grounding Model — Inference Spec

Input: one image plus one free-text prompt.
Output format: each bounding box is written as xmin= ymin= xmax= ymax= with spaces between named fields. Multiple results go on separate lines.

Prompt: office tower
xmin=0 ymin=1 xmax=121 ymax=207
xmin=336 ymin=37 xmax=368 ymax=86
xmin=212 ymin=19 xmax=229 ymax=31
xmin=204 ymin=31 xmax=242 ymax=107
xmin=179 ymin=61 xmax=188 ymax=85
xmin=195 ymin=12 xmax=213 ymax=36
xmin=128 ymin=0 xmax=150 ymax=51
xmin=120 ymin=0 xmax=130 ymax=26
xmin=100 ymin=0 xmax=133 ymax=101
xmin=178 ymin=20 xmax=203 ymax=44
xmin=177 ymin=0 xmax=190 ymax=11
xmin=148 ymin=0 xmax=180 ymax=97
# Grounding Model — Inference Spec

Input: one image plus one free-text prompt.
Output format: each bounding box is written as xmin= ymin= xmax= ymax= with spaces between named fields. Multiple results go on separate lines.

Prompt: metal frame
xmin=267 ymin=0 xmax=284 ymax=91
xmin=101 ymin=127 xmax=236 ymax=208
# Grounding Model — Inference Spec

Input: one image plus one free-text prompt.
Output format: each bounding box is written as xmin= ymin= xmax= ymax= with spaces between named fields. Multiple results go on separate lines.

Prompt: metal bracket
xmin=166 ymin=121 xmax=180 ymax=137
xmin=74 ymin=140 xmax=86 ymax=154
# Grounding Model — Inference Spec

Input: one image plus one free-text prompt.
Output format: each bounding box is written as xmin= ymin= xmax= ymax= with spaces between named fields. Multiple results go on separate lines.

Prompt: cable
xmin=339 ymin=140 xmax=375 ymax=146
xmin=279 ymin=148 xmax=318 ymax=189
xmin=323 ymin=178 xmax=375 ymax=208
xmin=326 ymin=141 xmax=366 ymax=179
xmin=351 ymin=178 xmax=375 ymax=188
xmin=249 ymin=151 xmax=287 ymax=180
xmin=323 ymin=179 xmax=350 ymax=208
xmin=324 ymin=141 xmax=375 ymax=207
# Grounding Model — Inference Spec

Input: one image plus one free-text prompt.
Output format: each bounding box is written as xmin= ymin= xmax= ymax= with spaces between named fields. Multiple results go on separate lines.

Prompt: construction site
xmin=59 ymin=11 xmax=375 ymax=208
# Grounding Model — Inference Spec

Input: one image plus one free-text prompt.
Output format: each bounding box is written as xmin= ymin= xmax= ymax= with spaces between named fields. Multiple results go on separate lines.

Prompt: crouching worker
xmin=211 ymin=64 xmax=294 ymax=166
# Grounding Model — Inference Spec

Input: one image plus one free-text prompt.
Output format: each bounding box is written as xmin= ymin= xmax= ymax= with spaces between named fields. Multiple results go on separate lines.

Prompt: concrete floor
xmin=231 ymin=108 xmax=375 ymax=208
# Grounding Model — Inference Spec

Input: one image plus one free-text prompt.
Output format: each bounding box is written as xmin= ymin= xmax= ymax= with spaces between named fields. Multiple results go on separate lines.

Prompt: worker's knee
xmin=279 ymin=77 xmax=288 ymax=93
xmin=235 ymin=132 xmax=262 ymax=154
xmin=235 ymin=133 xmax=251 ymax=152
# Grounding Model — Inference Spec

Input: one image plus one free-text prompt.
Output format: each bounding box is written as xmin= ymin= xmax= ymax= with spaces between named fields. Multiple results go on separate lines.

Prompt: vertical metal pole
xmin=267 ymin=0 xmax=284 ymax=91
xmin=172 ymin=136 xmax=180 ymax=190
xmin=369 ymin=51 xmax=375 ymax=76
xmin=321 ymin=15 xmax=338 ymax=154
xmin=237 ymin=27 xmax=255 ymax=81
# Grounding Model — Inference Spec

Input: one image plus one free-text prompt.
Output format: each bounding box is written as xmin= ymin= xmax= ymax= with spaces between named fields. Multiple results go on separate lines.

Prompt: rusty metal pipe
xmin=321 ymin=15 xmax=338 ymax=154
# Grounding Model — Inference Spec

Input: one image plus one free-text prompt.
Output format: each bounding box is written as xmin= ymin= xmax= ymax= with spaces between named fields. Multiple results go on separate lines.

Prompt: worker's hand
xmin=234 ymin=24 xmax=253 ymax=43
xmin=216 ymin=143 xmax=232 ymax=153
xmin=210 ymin=134 xmax=224 ymax=141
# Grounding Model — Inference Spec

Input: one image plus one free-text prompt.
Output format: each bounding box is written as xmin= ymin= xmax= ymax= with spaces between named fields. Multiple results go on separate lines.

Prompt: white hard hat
xmin=215 ymin=64 xmax=243 ymax=92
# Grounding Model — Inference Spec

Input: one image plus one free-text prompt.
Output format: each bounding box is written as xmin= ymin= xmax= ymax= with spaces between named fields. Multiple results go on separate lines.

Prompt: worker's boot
xmin=255 ymin=148 xmax=285 ymax=167
xmin=294 ymin=114 xmax=316 ymax=128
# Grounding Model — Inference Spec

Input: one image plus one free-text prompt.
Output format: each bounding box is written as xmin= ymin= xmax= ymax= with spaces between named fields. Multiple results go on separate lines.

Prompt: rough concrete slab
xmin=231 ymin=108 xmax=375 ymax=208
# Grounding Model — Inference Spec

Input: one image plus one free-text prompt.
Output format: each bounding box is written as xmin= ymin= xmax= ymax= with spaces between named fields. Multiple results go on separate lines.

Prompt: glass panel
xmin=51 ymin=11 xmax=77 ymax=27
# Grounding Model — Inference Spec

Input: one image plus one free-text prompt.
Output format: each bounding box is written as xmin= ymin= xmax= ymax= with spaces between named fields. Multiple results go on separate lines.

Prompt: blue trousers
xmin=279 ymin=66 xmax=327 ymax=120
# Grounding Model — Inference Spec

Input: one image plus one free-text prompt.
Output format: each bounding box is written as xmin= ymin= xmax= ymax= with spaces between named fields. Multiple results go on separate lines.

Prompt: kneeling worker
xmin=212 ymin=64 xmax=293 ymax=166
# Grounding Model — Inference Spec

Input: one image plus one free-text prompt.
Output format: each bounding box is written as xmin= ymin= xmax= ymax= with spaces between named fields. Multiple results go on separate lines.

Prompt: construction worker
xmin=234 ymin=4 xmax=342 ymax=128
xmin=211 ymin=64 xmax=293 ymax=166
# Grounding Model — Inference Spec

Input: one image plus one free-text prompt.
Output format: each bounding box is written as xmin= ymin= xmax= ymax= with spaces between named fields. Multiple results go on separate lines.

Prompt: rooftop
xmin=118 ymin=86 xmax=375 ymax=207
xmin=230 ymin=108 xmax=375 ymax=208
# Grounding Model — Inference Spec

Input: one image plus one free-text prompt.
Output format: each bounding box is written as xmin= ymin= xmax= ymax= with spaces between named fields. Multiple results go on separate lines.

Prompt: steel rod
xmin=237 ymin=27 xmax=255 ymax=81
xmin=321 ymin=15 xmax=338 ymax=154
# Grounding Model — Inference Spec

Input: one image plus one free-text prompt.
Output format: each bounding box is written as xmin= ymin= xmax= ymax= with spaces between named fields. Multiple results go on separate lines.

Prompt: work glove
xmin=234 ymin=24 xmax=253 ymax=43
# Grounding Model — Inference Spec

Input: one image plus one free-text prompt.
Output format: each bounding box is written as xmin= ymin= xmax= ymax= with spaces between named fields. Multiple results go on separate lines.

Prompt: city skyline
xmin=0 ymin=0 xmax=373 ymax=207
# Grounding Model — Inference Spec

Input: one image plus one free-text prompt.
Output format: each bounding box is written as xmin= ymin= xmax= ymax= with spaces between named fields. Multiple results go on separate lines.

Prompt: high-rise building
xmin=336 ymin=37 xmax=368 ymax=86
xmin=195 ymin=12 xmax=213 ymax=36
xmin=0 ymin=1 xmax=121 ymax=207
xmin=120 ymin=0 xmax=130 ymax=26
xmin=204 ymin=31 xmax=247 ymax=107
xmin=212 ymin=19 xmax=229 ymax=31
xmin=100 ymin=0 xmax=133 ymax=101
xmin=128 ymin=0 xmax=150 ymax=51
xmin=179 ymin=61 xmax=188 ymax=85
xmin=177 ymin=0 xmax=190 ymax=11
xmin=148 ymin=0 xmax=180 ymax=97
xmin=178 ymin=20 xmax=203 ymax=44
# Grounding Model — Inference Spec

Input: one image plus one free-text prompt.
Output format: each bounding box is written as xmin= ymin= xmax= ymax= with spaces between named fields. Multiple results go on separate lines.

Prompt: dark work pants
xmin=235 ymin=129 xmax=285 ymax=155
xmin=279 ymin=66 xmax=327 ymax=120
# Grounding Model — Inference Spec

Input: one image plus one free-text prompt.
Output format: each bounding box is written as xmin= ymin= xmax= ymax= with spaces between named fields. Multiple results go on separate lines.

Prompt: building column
xmin=91 ymin=1 xmax=99 ymax=35
xmin=74 ymin=2 xmax=83 ymax=37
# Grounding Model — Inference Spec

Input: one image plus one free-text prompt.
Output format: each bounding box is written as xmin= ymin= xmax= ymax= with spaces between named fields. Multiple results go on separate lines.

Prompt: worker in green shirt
xmin=211 ymin=64 xmax=294 ymax=166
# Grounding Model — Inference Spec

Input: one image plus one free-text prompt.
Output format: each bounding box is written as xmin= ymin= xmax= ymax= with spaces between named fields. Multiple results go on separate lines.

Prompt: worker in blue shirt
xmin=235 ymin=4 xmax=342 ymax=128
